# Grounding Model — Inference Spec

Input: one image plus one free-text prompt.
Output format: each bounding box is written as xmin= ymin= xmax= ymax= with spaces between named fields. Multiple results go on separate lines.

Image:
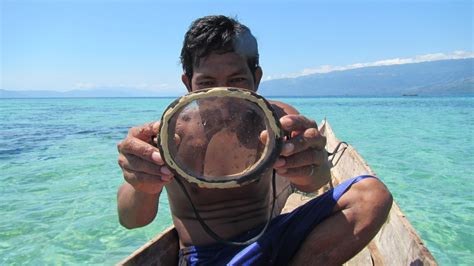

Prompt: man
xmin=117 ymin=15 xmax=392 ymax=265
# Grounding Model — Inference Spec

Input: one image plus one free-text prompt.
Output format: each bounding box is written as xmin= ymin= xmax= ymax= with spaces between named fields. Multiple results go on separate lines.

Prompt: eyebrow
xmin=229 ymin=69 xmax=248 ymax=77
xmin=194 ymin=74 xmax=215 ymax=80
xmin=229 ymin=66 xmax=249 ymax=76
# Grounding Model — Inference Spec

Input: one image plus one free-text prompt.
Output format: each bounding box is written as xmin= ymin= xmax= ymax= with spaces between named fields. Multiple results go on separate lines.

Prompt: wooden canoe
xmin=118 ymin=120 xmax=437 ymax=265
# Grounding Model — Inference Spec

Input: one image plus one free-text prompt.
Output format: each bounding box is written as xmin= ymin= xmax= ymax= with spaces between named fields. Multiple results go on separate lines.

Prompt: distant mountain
xmin=1 ymin=58 xmax=473 ymax=98
xmin=259 ymin=58 xmax=473 ymax=96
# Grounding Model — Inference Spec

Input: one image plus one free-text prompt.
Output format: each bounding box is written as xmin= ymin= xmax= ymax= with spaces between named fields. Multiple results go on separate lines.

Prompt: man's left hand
xmin=273 ymin=115 xmax=331 ymax=192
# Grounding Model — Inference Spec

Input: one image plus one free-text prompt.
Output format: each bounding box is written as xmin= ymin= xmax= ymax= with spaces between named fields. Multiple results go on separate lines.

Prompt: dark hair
xmin=180 ymin=15 xmax=259 ymax=82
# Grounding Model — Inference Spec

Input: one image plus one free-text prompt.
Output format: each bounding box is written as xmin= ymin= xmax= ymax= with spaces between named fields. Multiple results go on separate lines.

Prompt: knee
xmin=359 ymin=178 xmax=392 ymax=207
xmin=353 ymin=178 xmax=393 ymax=226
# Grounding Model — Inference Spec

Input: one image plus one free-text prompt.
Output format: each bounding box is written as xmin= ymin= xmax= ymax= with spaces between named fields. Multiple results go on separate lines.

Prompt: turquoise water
xmin=0 ymin=97 xmax=472 ymax=265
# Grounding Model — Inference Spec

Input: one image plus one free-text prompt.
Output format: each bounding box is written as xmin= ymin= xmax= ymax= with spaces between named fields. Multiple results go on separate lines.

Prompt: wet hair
xmin=180 ymin=15 xmax=260 ymax=82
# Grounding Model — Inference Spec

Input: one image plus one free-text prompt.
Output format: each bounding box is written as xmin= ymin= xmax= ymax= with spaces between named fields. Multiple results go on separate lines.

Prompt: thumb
xmin=128 ymin=121 xmax=161 ymax=142
xmin=174 ymin=133 xmax=181 ymax=146
xmin=152 ymin=121 xmax=161 ymax=135
xmin=259 ymin=130 xmax=268 ymax=145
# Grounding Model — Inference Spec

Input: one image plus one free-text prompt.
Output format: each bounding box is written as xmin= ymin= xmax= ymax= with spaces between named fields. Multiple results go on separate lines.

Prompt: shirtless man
xmin=117 ymin=15 xmax=393 ymax=265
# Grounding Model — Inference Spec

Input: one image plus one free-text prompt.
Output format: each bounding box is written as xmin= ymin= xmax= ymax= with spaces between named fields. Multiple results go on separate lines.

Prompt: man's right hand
xmin=117 ymin=121 xmax=174 ymax=194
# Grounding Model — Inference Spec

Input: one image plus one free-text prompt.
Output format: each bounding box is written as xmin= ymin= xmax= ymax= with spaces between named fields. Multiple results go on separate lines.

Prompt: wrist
xmin=133 ymin=185 xmax=163 ymax=199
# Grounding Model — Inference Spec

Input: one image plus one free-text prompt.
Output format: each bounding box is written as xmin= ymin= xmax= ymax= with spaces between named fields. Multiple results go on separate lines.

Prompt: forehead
xmin=194 ymin=52 xmax=251 ymax=76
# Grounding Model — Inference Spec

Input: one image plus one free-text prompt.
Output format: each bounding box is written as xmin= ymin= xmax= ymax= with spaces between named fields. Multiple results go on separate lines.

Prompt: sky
xmin=1 ymin=0 xmax=473 ymax=94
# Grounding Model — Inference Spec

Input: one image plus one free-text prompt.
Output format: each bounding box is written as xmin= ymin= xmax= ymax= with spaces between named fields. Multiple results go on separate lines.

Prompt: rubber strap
xmin=327 ymin=141 xmax=348 ymax=167
xmin=174 ymin=170 xmax=277 ymax=246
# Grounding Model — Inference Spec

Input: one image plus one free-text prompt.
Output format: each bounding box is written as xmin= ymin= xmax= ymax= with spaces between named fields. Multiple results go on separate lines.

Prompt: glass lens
xmin=165 ymin=96 xmax=275 ymax=182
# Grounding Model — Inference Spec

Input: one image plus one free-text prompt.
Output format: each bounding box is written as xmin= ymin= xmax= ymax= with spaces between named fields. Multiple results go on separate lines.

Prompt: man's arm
xmin=116 ymin=122 xmax=174 ymax=229
xmin=270 ymin=100 xmax=331 ymax=192
xmin=117 ymin=183 xmax=161 ymax=229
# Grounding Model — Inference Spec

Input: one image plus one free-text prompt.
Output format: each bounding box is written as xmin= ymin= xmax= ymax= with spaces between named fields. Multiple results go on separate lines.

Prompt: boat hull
xmin=118 ymin=120 xmax=437 ymax=265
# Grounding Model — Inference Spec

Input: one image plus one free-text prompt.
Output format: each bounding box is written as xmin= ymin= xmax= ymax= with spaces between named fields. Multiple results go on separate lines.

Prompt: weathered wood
xmin=118 ymin=226 xmax=179 ymax=266
xmin=322 ymin=120 xmax=437 ymax=266
xmin=117 ymin=120 xmax=437 ymax=265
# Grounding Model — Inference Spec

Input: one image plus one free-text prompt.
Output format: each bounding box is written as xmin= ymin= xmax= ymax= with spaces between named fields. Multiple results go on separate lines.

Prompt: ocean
xmin=1 ymin=96 xmax=472 ymax=265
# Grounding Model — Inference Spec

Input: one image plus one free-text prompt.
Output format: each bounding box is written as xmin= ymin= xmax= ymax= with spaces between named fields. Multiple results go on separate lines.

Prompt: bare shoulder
xmin=268 ymin=100 xmax=300 ymax=117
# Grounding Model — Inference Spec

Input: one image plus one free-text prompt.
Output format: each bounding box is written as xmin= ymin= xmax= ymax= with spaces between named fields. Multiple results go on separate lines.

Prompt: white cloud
xmin=74 ymin=82 xmax=97 ymax=89
xmin=263 ymin=50 xmax=474 ymax=80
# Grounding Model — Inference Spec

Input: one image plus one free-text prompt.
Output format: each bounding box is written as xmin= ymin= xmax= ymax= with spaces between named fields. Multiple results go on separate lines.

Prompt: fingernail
xmin=152 ymin=152 xmax=164 ymax=165
xmin=161 ymin=175 xmax=171 ymax=182
xmin=274 ymin=158 xmax=286 ymax=168
xmin=283 ymin=143 xmax=294 ymax=154
xmin=160 ymin=166 xmax=171 ymax=175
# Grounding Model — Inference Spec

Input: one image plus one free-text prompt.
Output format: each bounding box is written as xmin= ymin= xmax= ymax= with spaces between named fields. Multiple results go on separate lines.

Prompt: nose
xmin=215 ymin=79 xmax=229 ymax=88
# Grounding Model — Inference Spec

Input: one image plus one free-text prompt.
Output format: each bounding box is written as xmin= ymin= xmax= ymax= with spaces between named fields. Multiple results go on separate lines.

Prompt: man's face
xmin=182 ymin=52 xmax=262 ymax=92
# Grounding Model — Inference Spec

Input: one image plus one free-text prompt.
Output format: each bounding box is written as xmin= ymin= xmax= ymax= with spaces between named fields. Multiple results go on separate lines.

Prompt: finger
xmin=276 ymin=165 xmax=318 ymax=186
xmin=276 ymin=164 xmax=316 ymax=177
xmin=260 ymin=130 xmax=287 ymax=144
xmin=279 ymin=115 xmax=317 ymax=133
xmin=122 ymin=168 xmax=173 ymax=192
xmin=118 ymin=137 xmax=164 ymax=165
xmin=274 ymin=148 xmax=324 ymax=169
xmin=118 ymin=154 xmax=172 ymax=176
xmin=154 ymin=133 xmax=180 ymax=147
xmin=281 ymin=128 xmax=327 ymax=156
xmin=127 ymin=121 xmax=161 ymax=142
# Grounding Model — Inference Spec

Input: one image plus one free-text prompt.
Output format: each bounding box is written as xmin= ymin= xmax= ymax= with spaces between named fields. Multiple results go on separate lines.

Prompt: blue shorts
xmin=179 ymin=175 xmax=376 ymax=266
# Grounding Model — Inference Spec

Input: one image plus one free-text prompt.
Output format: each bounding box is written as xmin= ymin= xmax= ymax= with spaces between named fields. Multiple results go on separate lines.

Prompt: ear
xmin=254 ymin=67 xmax=263 ymax=90
xmin=181 ymin=74 xmax=192 ymax=92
